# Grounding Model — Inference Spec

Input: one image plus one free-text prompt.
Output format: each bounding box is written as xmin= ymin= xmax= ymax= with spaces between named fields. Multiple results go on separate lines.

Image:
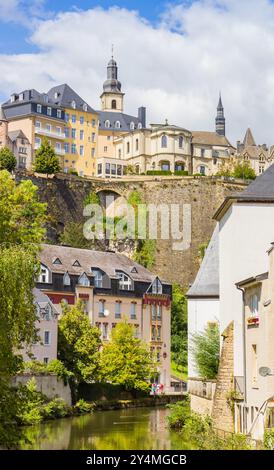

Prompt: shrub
xmin=190 ymin=323 xmax=220 ymax=379
xmin=46 ymin=359 xmax=73 ymax=385
xmin=75 ymin=398 xmax=94 ymax=414
xmin=264 ymin=428 xmax=274 ymax=450
xmin=146 ymin=170 xmax=172 ymax=176
xmin=42 ymin=398 xmax=70 ymax=420
xmin=167 ymin=399 xmax=190 ymax=429
xmin=68 ymin=169 xmax=78 ymax=176
xmin=0 ymin=147 xmax=16 ymax=172
xmin=174 ymin=170 xmax=188 ymax=176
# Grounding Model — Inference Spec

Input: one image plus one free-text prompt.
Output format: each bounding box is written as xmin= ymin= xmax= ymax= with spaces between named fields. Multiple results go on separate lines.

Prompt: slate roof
xmin=243 ymin=128 xmax=256 ymax=147
xmin=8 ymin=129 xmax=29 ymax=142
xmin=39 ymin=244 xmax=168 ymax=284
xmin=47 ymin=84 xmax=96 ymax=114
xmin=187 ymin=225 xmax=219 ymax=298
xmin=191 ymin=131 xmax=234 ymax=148
xmin=214 ymin=163 xmax=274 ymax=220
xmin=98 ymin=110 xmax=142 ymax=132
xmin=241 ymin=145 xmax=268 ymax=159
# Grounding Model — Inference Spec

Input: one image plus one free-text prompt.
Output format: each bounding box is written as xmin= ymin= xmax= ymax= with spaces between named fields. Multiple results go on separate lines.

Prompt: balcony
xmin=35 ymin=127 xmax=65 ymax=139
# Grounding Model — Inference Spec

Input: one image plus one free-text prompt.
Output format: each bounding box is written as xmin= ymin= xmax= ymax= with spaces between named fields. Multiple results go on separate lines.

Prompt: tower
xmin=100 ymin=51 xmax=125 ymax=113
xmin=0 ymin=105 xmax=9 ymax=149
xmin=215 ymin=93 xmax=225 ymax=136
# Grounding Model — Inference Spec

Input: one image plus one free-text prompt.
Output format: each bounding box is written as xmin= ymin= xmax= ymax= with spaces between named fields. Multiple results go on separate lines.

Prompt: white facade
xmin=218 ymin=202 xmax=274 ymax=377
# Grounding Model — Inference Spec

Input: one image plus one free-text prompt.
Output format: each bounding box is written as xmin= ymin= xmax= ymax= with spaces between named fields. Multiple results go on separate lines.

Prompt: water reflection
xmin=21 ymin=407 xmax=194 ymax=450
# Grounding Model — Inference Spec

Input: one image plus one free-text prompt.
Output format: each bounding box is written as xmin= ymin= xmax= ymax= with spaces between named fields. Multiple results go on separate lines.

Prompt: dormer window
xmin=71 ymin=100 xmax=76 ymax=109
xmin=115 ymin=121 xmax=121 ymax=129
xmin=138 ymin=123 xmax=142 ymax=129
xmin=37 ymin=104 xmax=42 ymax=113
xmin=73 ymin=260 xmax=81 ymax=267
xmin=78 ymin=273 xmax=90 ymax=287
xmin=150 ymin=277 xmax=163 ymax=294
xmin=63 ymin=272 xmax=71 ymax=286
xmin=105 ymin=120 xmax=110 ymax=128
xmin=117 ymin=271 xmax=133 ymax=291
xmin=92 ymin=269 xmax=103 ymax=288
xmin=38 ymin=264 xmax=50 ymax=283
xmin=44 ymin=304 xmax=52 ymax=321
xmin=53 ymin=257 xmax=62 ymax=265
xmin=47 ymin=107 xmax=52 ymax=116
xmin=130 ymin=122 xmax=135 ymax=130
xmin=83 ymin=103 xmax=88 ymax=111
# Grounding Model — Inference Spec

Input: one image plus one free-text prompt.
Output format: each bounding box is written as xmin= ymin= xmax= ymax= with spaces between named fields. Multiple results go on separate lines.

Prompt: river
xmin=20 ymin=407 xmax=194 ymax=450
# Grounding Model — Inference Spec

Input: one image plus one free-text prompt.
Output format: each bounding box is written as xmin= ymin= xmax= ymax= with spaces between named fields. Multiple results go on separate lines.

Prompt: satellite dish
xmin=259 ymin=366 xmax=272 ymax=377
xmin=104 ymin=309 xmax=109 ymax=317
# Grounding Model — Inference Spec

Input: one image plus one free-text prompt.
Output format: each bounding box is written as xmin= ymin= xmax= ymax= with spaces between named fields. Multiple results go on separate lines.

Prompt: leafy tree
xmin=171 ymin=284 xmax=188 ymax=372
xmin=100 ymin=321 xmax=156 ymax=392
xmin=0 ymin=246 xmax=39 ymax=447
xmin=58 ymin=301 xmax=101 ymax=386
xmin=133 ymin=239 xmax=156 ymax=269
xmin=233 ymin=161 xmax=256 ymax=180
xmin=190 ymin=323 xmax=220 ymax=379
xmin=0 ymin=170 xmax=47 ymax=246
xmin=0 ymin=146 xmax=16 ymax=172
xmin=34 ymin=138 xmax=61 ymax=174
xmin=60 ymin=221 xmax=92 ymax=249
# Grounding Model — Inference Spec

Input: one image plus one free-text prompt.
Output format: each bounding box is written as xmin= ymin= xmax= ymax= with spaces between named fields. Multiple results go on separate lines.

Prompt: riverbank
xmin=92 ymin=394 xmax=187 ymax=411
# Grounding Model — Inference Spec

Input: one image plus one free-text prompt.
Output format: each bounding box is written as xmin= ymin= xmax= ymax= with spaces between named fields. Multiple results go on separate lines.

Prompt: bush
xmin=146 ymin=170 xmax=172 ymax=176
xmin=68 ymin=169 xmax=78 ymax=176
xmin=34 ymin=138 xmax=61 ymax=174
xmin=174 ymin=170 xmax=188 ymax=176
xmin=167 ymin=399 xmax=190 ymax=429
xmin=46 ymin=359 xmax=74 ymax=385
xmin=75 ymin=398 xmax=94 ymax=414
xmin=42 ymin=398 xmax=70 ymax=420
xmin=190 ymin=323 xmax=220 ymax=379
xmin=193 ymin=173 xmax=206 ymax=176
xmin=264 ymin=428 xmax=274 ymax=450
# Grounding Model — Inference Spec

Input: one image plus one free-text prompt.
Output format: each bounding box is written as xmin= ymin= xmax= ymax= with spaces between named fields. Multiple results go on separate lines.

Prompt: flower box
xmin=247 ymin=316 xmax=259 ymax=325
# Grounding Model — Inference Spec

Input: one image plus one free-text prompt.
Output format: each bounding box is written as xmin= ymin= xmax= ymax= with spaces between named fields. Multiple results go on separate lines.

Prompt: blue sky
xmin=0 ymin=0 xmax=174 ymax=54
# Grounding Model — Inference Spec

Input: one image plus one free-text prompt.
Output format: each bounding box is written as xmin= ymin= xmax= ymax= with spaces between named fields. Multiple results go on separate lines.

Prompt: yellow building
xmin=47 ymin=85 xmax=98 ymax=177
xmin=2 ymin=89 xmax=66 ymax=169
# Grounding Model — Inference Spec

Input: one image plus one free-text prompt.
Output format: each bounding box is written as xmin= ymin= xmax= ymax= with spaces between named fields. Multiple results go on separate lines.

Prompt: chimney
xmin=236 ymin=140 xmax=241 ymax=153
xmin=138 ymin=106 xmax=146 ymax=128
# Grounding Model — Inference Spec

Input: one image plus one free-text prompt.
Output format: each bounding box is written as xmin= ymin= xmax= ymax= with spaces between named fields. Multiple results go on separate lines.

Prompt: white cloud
xmin=0 ymin=0 xmax=49 ymax=25
xmin=1 ymin=1 xmax=274 ymax=144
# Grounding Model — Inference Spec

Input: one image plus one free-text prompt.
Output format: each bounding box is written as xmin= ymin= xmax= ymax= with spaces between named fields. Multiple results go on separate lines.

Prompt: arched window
xmin=175 ymin=162 xmax=185 ymax=171
xmin=138 ymin=122 xmax=142 ymax=129
xmin=130 ymin=122 xmax=135 ymax=130
xmin=251 ymin=294 xmax=259 ymax=317
xmin=38 ymin=264 xmax=50 ymax=283
xmin=160 ymin=161 xmax=170 ymax=171
xmin=116 ymin=271 xmax=133 ymax=291
xmin=178 ymin=136 xmax=184 ymax=148
xmin=71 ymin=100 xmax=76 ymax=109
xmin=63 ymin=272 xmax=71 ymax=286
xmin=105 ymin=120 xmax=110 ymax=128
xmin=78 ymin=273 xmax=90 ymax=287
xmin=199 ymin=165 xmax=206 ymax=175
xmin=115 ymin=121 xmax=121 ymax=129
xmin=111 ymin=100 xmax=117 ymax=110
xmin=136 ymin=138 xmax=139 ymax=151
xmin=83 ymin=103 xmax=88 ymax=112
xmin=161 ymin=134 xmax=167 ymax=148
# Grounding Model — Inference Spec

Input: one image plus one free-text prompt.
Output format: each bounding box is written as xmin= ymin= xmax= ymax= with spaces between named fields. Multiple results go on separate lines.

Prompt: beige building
xmin=235 ymin=245 xmax=274 ymax=440
xmin=236 ymin=128 xmax=274 ymax=176
xmin=0 ymin=106 xmax=32 ymax=169
xmin=192 ymin=131 xmax=235 ymax=175
xmin=36 ymin=244 xmax=172 ymax=390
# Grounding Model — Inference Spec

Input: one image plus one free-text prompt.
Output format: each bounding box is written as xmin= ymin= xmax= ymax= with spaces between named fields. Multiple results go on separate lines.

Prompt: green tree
xmin=0 ymin=147 xmax=16 ymax=172
xmin=34 ymin=138 xmax=61 ymax=174
xmin=190 ymin=323 xmax=220 ymax=379
xmin=0 ymin=246 xmax=39 ymax=447
xmin=133 ymin=239 xmax=156 ymax=269
xmin=0 ymin=170 xmax=47 ymax=246
xmin=58 ymin=301 xmax=101 ymax=386
xmin=233 ymin=161 xmax=256 ymax=180
xmin=60 ymin=221 xmax=92 ymax=249
xmin=171 ymin=284 xmax=188 ymax=373
xmin=99 ymin=321 xmax=156 ymax=392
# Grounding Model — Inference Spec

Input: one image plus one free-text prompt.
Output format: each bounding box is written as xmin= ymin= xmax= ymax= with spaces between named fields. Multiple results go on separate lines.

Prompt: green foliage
xmin=133 ymin=239 xmax=156 ymax=269
xmin=60 ymin=221 xmax=92 ymax=249
xmin=198 ymin=242 xmax=209 ymax=260
xmin=68 ymin=168 xmax=78 ymax=176
xmin=264 ymin=427 xmax=274 ymax=450
xmin=233 ymin=161 xmax=256 ymax=180
xmin=99 ymin=321 xmax=156 ymax=392
xmin=42 ymin=398 xmax=70 ymax=420
xmin=174 ymin=170 xmax=189 ymax=176
xmin=190 ymin=323 xmax=220 ymax=379
xmin=75 ymin=398 xmax=94 ymax=414
xmin=146 ymin=170 xmax=172 ymax=175
xmin=167 ymin=398 xmax=190 ymax=429
xmin=84 ymin=191 xmax=100 ymax=206
xmin=0 ymin=170 xmax=47 ymax=246
xmin=58 ymin=301 xmax=101 ymax=384
xmin=17 ymin=378 xmax=45 ymax=425
xmin=124 ymin=165 xmax=137 ymax=175
xmin=0 ymin=146 xmax=16 ymax=171
xmin=22 ymin=359 xmax=73 ymax=385
xmin=127 ymin=190 xmax=143 ymax=208
xmin=34 ymin=138 xmax=61 ymax=174
xmin=171 ymin=284 xmax=188 ymax=372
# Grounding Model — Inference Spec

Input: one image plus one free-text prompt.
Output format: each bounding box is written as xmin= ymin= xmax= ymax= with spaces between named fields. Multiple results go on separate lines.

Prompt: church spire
xmin=100 ymin=52 xmax=125 ymax=112
xmin=215 ymin=92 xmax=225 ymax=136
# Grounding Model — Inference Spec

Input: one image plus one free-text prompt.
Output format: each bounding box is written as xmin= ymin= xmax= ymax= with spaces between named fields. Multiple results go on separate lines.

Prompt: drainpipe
xmin=236 ymin=285 xmax=247 ymax=404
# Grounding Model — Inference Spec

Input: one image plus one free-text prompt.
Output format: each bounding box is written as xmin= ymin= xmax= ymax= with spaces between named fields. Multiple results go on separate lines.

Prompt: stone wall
xmin=12 ymin=373 xmax=72 ymax=406
xmin=16 ymin=172 xmax=247 ymax=287
xmin=211 ymin=322 xmax=234 ymax=432
xmin=189 ymin=378 xmax=216 ymax=415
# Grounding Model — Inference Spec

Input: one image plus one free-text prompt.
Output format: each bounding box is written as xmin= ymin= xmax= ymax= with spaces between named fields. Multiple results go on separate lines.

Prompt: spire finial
xmin=111 ymin=43 xmax=114 ymax=59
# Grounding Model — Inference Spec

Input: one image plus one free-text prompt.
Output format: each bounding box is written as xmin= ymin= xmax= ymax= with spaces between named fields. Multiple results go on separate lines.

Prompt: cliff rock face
xmin=16 ymin=173 xmax=246 ymax=287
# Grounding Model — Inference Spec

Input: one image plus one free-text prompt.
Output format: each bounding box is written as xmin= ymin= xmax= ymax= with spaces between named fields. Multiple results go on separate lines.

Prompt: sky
xmin=1 ymin=0 xmax=274 ymax=144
